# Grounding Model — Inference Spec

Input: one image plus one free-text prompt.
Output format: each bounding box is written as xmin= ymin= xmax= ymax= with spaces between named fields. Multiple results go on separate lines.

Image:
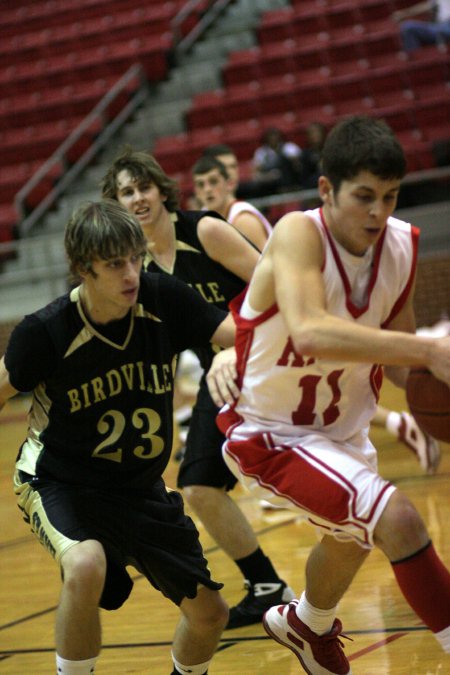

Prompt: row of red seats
xmin=289 ymin=0 xmax=414 ymax=13
xmin=222 ymin=31 xmax=407 ymax=87
xmin=0 ymin=0 xmax=184 ymax=242
xmin=258 ymin=0 xmax=417 ymax=45
xmin=0 ymin=35 xmax=170 ymax=100
xmin=0 ymin=5 xmax=177 ymax=64
xmin=187 ymin=51 xmax=449 ymax=130
xmin=257 ymin=6 xmax=397 ymax=46
xmin=155 ymin=95 xmax=448 ymax=176
xmin=0 ymin=0 xmax=185 ymax=35
xmin=0 ymin=73 xmax=143 ymax=130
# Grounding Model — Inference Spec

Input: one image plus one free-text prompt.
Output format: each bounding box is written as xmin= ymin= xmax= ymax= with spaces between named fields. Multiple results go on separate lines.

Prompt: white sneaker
xmin=398 ymin=411 xmax=441 ymax=474
xmin=259 ymin=499 xmax=287 ymax=510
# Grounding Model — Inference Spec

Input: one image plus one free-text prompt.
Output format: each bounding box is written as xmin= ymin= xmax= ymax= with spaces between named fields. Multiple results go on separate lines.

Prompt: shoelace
xmin=309 ymin=621 xmax=353 ymax=668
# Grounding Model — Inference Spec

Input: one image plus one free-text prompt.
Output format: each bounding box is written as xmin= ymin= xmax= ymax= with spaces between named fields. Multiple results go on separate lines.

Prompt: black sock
xmin=170 ymin=671 xmax=207 ymax=675
xmin=234 ymin=547 xmax=281 ymax=585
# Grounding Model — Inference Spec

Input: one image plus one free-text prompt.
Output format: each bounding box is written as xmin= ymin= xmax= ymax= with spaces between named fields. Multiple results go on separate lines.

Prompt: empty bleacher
xmin=152 ymin=0 xmax=449 ymax=206
xmin=0 ymin=0 xmax=193 ymax=243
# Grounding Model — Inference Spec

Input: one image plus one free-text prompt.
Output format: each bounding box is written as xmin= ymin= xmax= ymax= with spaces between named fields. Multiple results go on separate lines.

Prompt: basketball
xmin=406 ymin=368 xmax=450 ymax=442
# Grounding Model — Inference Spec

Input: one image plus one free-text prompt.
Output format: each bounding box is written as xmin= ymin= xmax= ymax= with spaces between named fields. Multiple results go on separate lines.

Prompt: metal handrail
xmin=14 ymin=63 xmax=148 ymax=237
xmin=13 ymin=1 xmax=230 ymax=239
xmin=172 ymin=0 xmax=235 ymax=57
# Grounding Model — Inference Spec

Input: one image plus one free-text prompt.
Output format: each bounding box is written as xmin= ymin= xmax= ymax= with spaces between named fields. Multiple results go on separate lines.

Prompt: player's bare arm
xmin=0 ymin=357 xmax=18 ymax=413
xmin=266 ymin=213 xmax=450 ymax=380
xmin=210 ymin=313 xmax=236 ymax=350
xmin=197 ymin=215 xmax=260 ymax=281
xmin=232 ymin=211 xmax=268 ymax=252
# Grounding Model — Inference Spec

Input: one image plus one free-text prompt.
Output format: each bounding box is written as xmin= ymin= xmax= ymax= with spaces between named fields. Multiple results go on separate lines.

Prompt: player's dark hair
xmin=321 ymin=115 xmax=407 ymax=193
xmin=202 ymin=144 xmax=235 ymax=158
xmin=101 ymin=146 xmax=179 ymax=212
xmin=65 ymin=199 xmax=147 ymax=278
xmin=192 ymin=155 xmax=229 ymax=179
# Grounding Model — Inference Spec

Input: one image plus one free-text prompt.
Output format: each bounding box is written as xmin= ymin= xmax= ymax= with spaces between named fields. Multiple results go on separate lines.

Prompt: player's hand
xmin=206 ymin=347 xmax=240 ymax=407
xmin=427 ymin=335 xmax=450 ymax=386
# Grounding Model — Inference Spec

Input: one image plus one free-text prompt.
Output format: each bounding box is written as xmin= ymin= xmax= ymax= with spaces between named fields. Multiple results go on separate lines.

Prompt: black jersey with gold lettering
xmin=144 ymin=210 xmax=247 ymax=371
xmin=5 ymin=273 xmax=225 ymax=490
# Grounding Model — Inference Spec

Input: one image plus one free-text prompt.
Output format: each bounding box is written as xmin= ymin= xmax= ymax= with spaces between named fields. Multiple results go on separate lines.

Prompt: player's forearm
xmin=290 ymin=314 xmax=439 ymax=369
xmin=0 ymin=358 xmax=18 ymax=409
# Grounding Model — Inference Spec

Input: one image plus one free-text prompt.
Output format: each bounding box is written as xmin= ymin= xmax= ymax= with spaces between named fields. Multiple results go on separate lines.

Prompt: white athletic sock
xmin=386 ymin=411 xmax=402 ymax=437
xmin=171 ymin=652 xmax=210 ymax=675
xmin=294 ymin=591 xmax=336 ymax=636
xmin=56 ymin=655 xmax=97 ymax=674
xmin=434 ymin=625 xmax=450 ymax=653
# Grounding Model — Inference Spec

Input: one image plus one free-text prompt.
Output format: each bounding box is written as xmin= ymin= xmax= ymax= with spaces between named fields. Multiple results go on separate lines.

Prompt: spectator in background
xmin=299 ymin=122 xmax=327 ymax=189
xmin=392 ymin=0 xmax=450 ymax=52
xmin=252 ymin=127 xmax=303 ymax=193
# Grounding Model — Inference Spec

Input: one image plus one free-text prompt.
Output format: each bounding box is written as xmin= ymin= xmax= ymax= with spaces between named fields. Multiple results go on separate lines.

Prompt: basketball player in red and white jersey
xmin=192 ymin=155 xmax=272 ymax=252
xmin=197 ymin=147 xmax=441 ymax=476
xmin=210 ymin=116 xmax=450 ymax=673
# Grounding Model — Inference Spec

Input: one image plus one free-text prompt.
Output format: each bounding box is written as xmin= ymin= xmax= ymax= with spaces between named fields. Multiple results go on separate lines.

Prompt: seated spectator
xmin=392 ymin=0 xmax=450 ymax=52
xmin=299 ymin=122 xmax=327 ymax=189
xmin=252 ymin=127 xmax=302 ymax=192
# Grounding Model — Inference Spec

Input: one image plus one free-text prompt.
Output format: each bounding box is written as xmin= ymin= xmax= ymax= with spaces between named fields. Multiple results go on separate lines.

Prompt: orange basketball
xmin=406 ymin=368 xmax=450 ymax=442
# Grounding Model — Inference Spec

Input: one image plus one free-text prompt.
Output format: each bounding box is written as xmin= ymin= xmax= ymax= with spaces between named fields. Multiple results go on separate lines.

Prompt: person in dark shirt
xmin=101 ymin=149 xmax=295 ymax=630
xmin=0 ymin=199 xmax=236 ymax=675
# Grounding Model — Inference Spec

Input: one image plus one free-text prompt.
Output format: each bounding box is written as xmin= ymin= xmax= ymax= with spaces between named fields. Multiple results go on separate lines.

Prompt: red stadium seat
xmin=222 ymin=48 xmax=262 ymax=86
xmin=0 ymin=203 xmax=18 ymax=242
xmin=0 ymin=160 xmax=63 ymax=204
xmin=186 ymin=91 xmax=226 ymax=129
xmin=414 ymin=98 xmax=450 ymax=141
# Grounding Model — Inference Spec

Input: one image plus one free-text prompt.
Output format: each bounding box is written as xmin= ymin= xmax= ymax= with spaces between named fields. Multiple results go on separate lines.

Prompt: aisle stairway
xmin=0 ymin=0 xmax=289 ymax=319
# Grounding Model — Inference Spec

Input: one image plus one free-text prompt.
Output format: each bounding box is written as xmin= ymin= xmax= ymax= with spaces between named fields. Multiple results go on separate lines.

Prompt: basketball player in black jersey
xmin=101 ymin=149 xmax=295 ymax=630
xmin=0 ymin=200 xmax=237 ymax=675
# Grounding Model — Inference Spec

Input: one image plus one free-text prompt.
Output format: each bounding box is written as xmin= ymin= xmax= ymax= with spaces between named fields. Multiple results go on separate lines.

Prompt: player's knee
xmin=182 ymin=484 xmax=218 ymax=510
xmin=374 ymin=492 xmax=428 ymax=558
xmin=61 ymin=540 xmax=107 ymax=600
xmin=206 ymin=593 xmax=229 ymax=630
xmin=181 ymin=588 xmax=228 ymax=632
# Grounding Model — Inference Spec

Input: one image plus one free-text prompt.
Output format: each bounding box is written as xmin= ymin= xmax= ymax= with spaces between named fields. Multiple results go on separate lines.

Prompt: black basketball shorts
xmin=176 ymin=379 xmax=238 ymax=491
xmin=14 ymin=470 xmax=222 ymax=609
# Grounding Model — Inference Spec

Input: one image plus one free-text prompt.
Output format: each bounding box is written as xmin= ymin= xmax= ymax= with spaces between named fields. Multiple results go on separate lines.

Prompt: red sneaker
xmin=263 ymin=601 xmax=352 ymax=674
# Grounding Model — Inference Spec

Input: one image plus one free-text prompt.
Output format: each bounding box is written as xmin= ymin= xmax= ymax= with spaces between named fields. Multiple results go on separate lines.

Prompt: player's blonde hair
xmin=64 ymin=199 xmax=147 ymax=279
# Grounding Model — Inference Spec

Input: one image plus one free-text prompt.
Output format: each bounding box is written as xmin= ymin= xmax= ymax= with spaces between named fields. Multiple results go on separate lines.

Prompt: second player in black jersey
xmin=101 ymin=149 xmax=295 ymax=630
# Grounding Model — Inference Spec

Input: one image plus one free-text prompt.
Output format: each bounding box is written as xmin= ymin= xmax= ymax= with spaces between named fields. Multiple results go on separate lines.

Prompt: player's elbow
xmin=290 ymin=325 xmax=322 ymax=358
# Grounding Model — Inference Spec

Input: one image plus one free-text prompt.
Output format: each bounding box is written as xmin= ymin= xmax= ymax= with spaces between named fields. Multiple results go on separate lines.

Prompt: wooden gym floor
xmin=0 ymin=380 xmax=449 ymax=674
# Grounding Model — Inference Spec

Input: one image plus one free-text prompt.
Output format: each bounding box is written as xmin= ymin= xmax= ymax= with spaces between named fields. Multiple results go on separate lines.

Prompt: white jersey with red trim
xmin=224 ymin=208 xmax=419 ymax=444
xmin=227 ymin=200 xmax=273 ymax=238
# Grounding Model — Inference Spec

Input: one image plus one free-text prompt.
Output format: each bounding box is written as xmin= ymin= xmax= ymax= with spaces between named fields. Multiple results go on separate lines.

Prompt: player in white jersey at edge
xmin=209 ymin=115 xmax=450 ymax=674
xmin=197 ymin=145 xmax=441 ymax=475
xmin=192 ymin=154 xmax=273 ymax=252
